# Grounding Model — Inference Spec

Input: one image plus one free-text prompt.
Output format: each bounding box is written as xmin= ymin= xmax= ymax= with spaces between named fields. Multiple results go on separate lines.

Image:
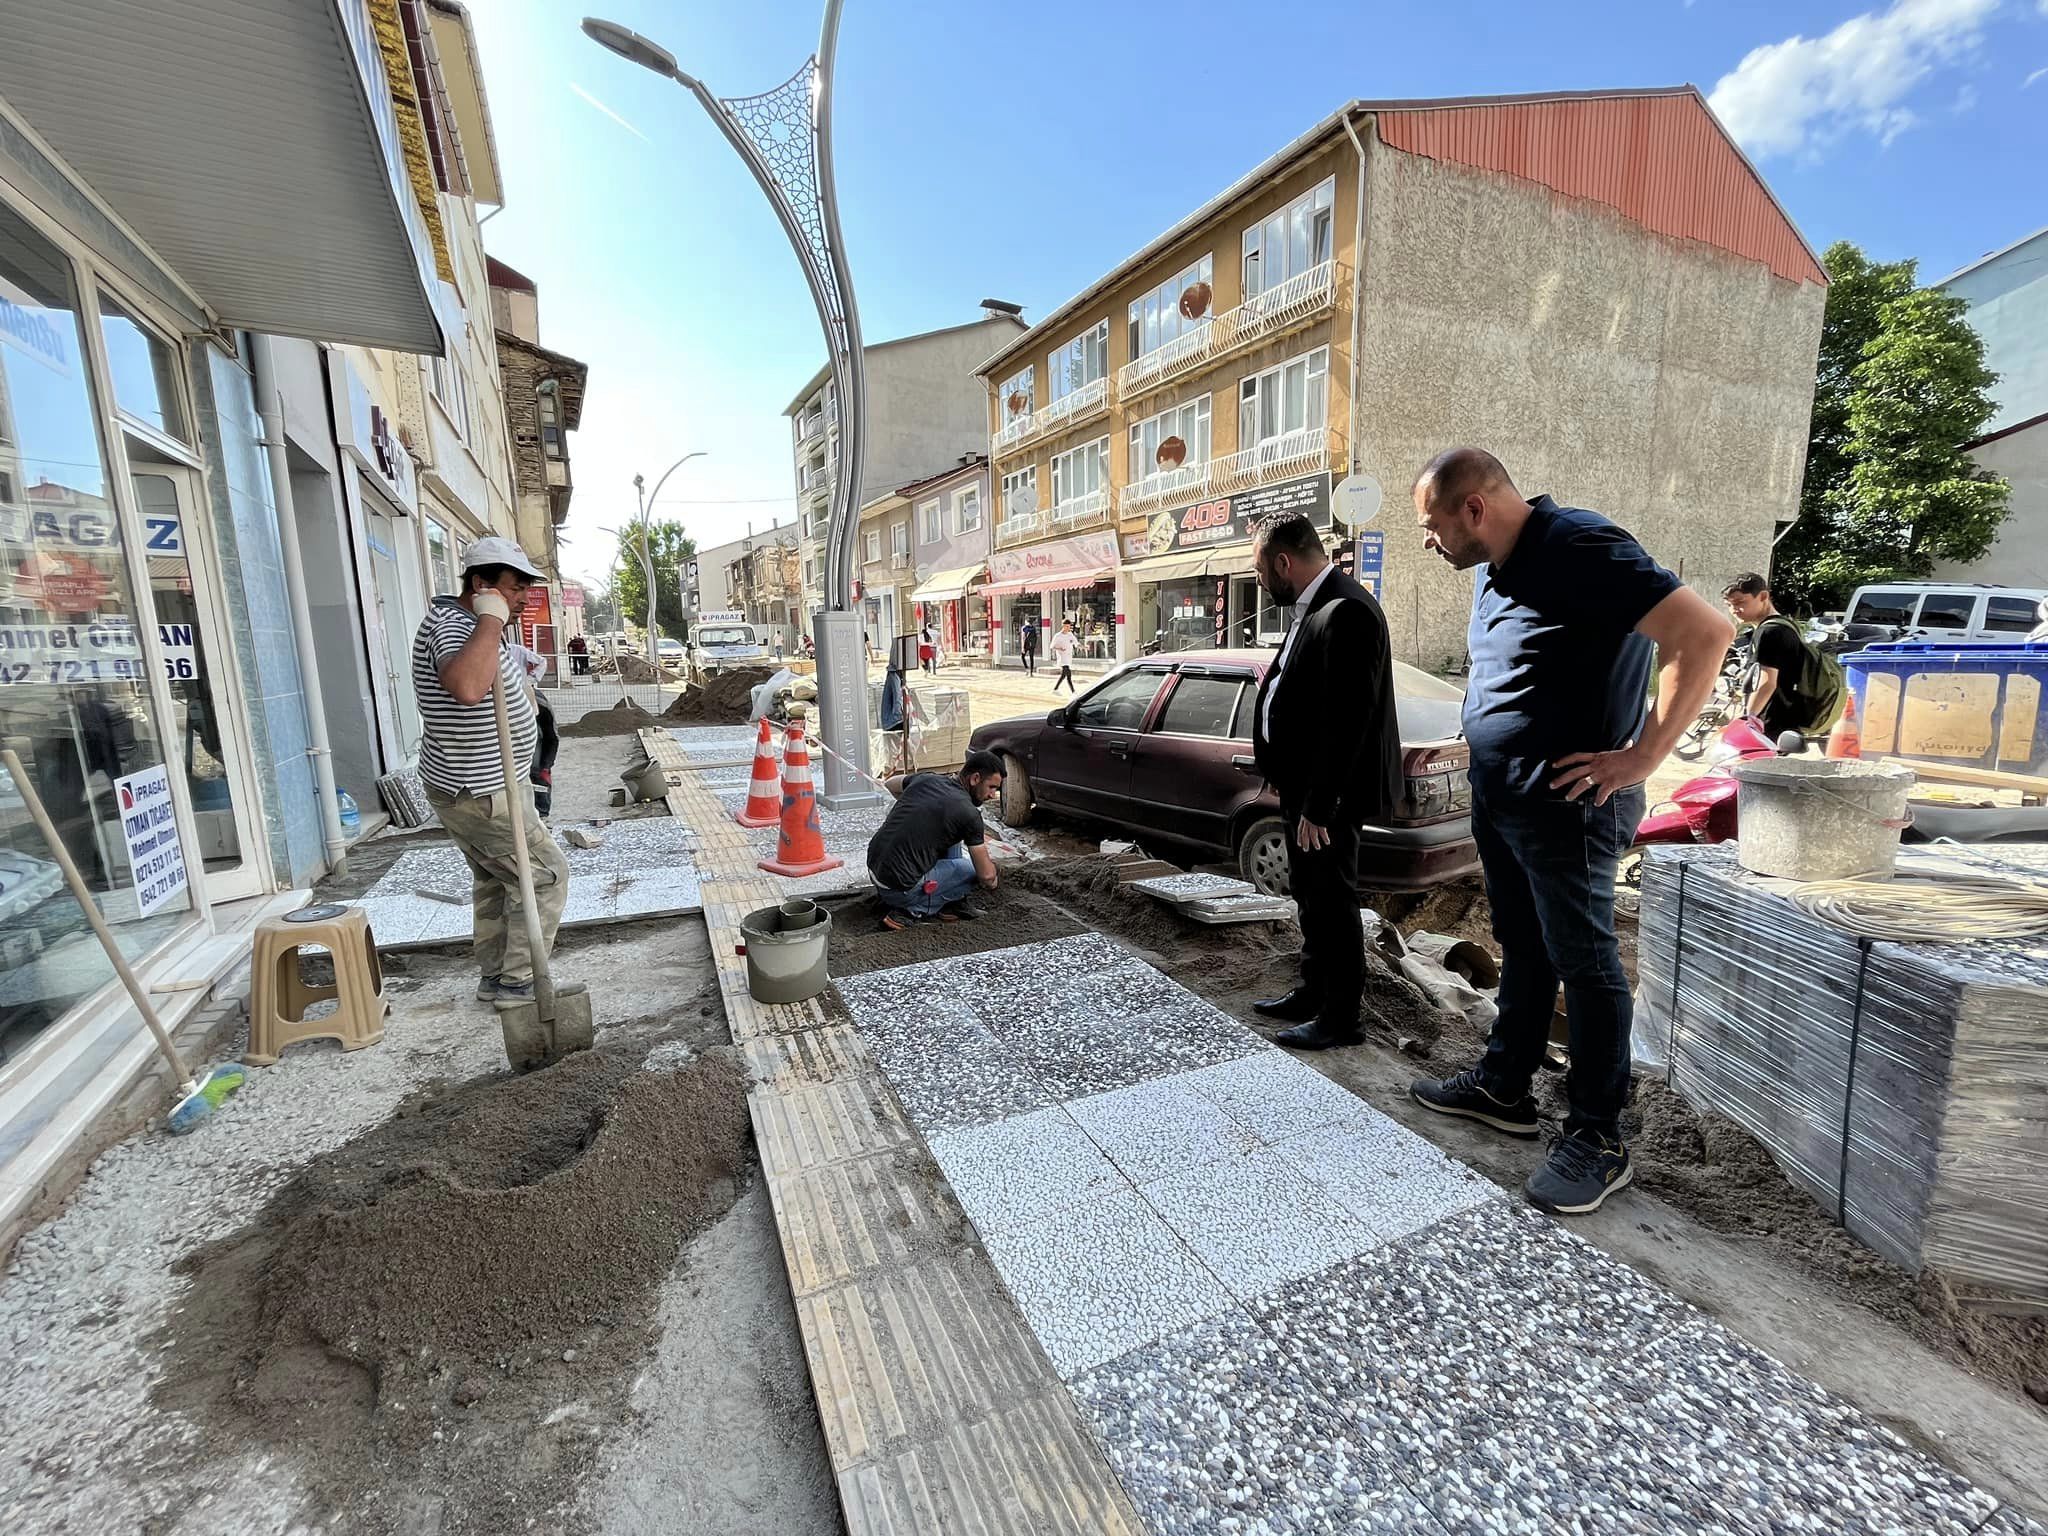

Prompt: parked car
xmin=969 ymin=649 xmax=1477 ymax=895
xmin=654 ymin=637 xmax=686 ymax=670
xmin=1842 ymin=583 xmax=2047 ymax=644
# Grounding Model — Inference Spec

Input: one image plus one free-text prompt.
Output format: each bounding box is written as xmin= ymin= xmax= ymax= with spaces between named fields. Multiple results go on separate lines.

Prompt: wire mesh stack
xmin=1635 ymin=842 xmax=2048 ymax=1307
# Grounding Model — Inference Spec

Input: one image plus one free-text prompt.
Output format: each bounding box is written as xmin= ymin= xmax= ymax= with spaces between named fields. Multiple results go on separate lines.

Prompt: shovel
xmin=490 ymin=673 xmax=593 ymax=1071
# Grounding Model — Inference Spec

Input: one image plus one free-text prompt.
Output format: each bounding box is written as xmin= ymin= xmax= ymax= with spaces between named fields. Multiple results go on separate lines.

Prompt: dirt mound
xmin=1008 ymin=856 xmax=1443 ymax=1045
xmin=154 ymin=1045 xmax=751 ymax=1532
xmin=827 ymin=882 xmax=1085 ymax=975
xmin=557 ymin=697 xmax=665 ymax=737
xmin=664 ymin=665 xmax=776 ymax=726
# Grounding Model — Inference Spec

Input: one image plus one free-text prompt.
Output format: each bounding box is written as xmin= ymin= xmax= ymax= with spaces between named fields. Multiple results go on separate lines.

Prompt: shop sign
xmin=26 ymin=552 xmax=111 ymax=615
xmin=115 ymin=763 xmax=188 ymax=918
xmin=562 ymin=581 xmax=585 ymax=610
xmin=988 ymin=531 xmax=1117 ymax=586
xmin=1146 ymin=472 xmax=1331 ymax=556
xmin=1120 ymin=532 xmax=1153 ymax=562
xmin=0 ymin=620 xmax=146 ymax=686
xmin=1355 ymin=530 xmax=1385 ymax=601
xmin=1 ymin=503 xmax=119 ymax=551
xmin=0 ymin=275 xmax=71 ymax=374
xmin=158 ymin=621 xmax=200 ymax=681
xmin=328 ymin=352 xmax=419 ymax=511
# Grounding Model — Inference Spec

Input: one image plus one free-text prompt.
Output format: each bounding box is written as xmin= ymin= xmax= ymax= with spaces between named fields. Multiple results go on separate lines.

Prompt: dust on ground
xmin=827 ymin=880 xmax=1085 ymax=976
xmin=663 ymin=666 xmax=776 ymax=726
xmin=148 ymin=927 xmax=759 ymax=1536
xmin=556 ymin=697 xmax=667 ymax=738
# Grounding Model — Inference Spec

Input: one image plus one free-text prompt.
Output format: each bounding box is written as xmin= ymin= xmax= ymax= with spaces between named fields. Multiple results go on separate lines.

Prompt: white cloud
xmin=569 ymin=82 xmax=649 ymax=143
xmin=1952 ymin=82 xmax=1979 ymax=111
xmin=2028 ymin=65 xmax=2048 ymax=87
xmin=1708 ymin=0 xmax=2000 ymax=157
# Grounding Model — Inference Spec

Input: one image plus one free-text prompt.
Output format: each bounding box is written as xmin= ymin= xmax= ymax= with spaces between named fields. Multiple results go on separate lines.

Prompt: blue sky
xmin=462 ymin=0 xmax=2048 ymax=587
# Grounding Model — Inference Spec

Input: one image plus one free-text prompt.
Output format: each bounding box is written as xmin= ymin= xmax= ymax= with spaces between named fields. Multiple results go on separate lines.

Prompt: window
xmin=1048 ymin=320 xmax=1109 ymax=401
xmin=1157 ymin=674 xmax=1246 ymax=738
xmin=1916 ymin=592 xmax=1978 ymax=630
xmin=919 ymin=499 xmax=941 ymax=545
xmin=537 ymin=380 xmax=565 ymax=461
xmin=863 ymin=530 xmax=881 ymax=563
xmin=1849 ymin=589 xmax=1917 ymax=627
xmin=1130 ymin=396 xmax=1212 ymax=479
xmin=1230 ymin=685 xmax=1259 ymax=740
xmin=1001 ymin=465 xmax=1038 ymax=521
xmin=1985 ymin=595 xmax=2040 ymax=634
xmin=432 ymin=349 xmax=472 ymax=444
xmin=1074 ymin=670 xmax=1167 ymax=731
xmin=97 ymin=293 xmax=189 ymax=443
xmin=955 ymin=485 xmax=982 ymax=533
xmin=426 ymin=520 xmax=457 ymax=596
xmin=1239 ymin=347 xmax=1328 ymax=450
xmin=890 ymin=521 xmax=909 ymax=557
xmin=1242 ymin=177 xmax=1335 ymax=300
xmin=1051 ymin=437 xmax=1109 ymax=512
xmin=998 ymin=365 xmax=1035 ymax=430
xmin=1128 ymin=254 xmax=1215 ymax=362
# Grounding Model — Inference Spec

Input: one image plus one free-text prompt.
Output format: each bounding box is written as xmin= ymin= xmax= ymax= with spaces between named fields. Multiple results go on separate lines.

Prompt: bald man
xmin=1407 ymin=449 xmax=1732 ymax=1215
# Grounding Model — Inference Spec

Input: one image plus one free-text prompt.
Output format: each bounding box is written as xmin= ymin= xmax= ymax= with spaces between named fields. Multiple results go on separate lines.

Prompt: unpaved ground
xmin=662 ymin=666 xmax=776 ymax=726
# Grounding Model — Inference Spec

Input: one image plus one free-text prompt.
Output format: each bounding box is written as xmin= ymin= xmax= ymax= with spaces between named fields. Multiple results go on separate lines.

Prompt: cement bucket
xmin=1732 ymin=758 xmax=1914 ymax=881
xmin=740 ymin=902 xmax=833 ymax=1004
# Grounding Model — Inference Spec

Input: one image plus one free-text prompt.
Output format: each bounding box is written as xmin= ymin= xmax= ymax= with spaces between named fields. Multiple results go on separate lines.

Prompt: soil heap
xmin=663 ymin=665 xmax=777 ymax=726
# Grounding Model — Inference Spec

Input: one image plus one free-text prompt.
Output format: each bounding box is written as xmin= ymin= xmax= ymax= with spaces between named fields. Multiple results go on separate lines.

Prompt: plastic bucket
xmin=739 ymin=902 xmax=833 ymax=1004
xmin=1731 ymin=758 xmax=1914 ymax=881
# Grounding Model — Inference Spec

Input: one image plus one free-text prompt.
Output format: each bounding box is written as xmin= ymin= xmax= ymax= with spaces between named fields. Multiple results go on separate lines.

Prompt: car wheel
xmin=998 ymin=754 xmax=1035 ymax=827
xmin=1237 ymin=816 xmax=1291 ymax=898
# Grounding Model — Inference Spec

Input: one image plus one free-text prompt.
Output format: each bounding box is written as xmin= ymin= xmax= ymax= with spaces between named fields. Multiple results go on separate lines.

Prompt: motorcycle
xmin=1626 ymin=714 xmax=1806 ymax=882
xmin=1674 ymin=635 xmax=1755 ymax=759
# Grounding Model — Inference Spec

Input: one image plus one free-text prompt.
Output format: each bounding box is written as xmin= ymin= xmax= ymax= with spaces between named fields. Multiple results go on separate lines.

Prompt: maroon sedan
xmin=971 ymin=648 xmax=1477 ymax=895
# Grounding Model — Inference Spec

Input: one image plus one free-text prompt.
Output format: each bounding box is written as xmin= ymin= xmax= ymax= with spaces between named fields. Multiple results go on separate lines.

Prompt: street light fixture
xmin=628 ymin=450 xmax=704 ymax=701
xmin=582 ymin=5 xmax=877 ymax=806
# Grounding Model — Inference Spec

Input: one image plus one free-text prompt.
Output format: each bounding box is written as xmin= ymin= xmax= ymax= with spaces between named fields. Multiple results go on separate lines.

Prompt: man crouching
xmin=867 ymin=750 xmax=1003 ymax=929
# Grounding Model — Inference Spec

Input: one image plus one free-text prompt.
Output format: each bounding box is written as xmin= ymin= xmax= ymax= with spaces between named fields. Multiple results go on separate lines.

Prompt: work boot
xmin=476 ymin=973 xmax=500 ymax=1002
xmin=1251 ymin=989 xmax=1321 ymax=1024
xmin=1525 ymin=1131 xmax=1633 ymax=1215
xmin=1410 ymin=1068 xmax=1541 ymax=1138
xmin=491 ymin=977 xmax=535 ymax=1011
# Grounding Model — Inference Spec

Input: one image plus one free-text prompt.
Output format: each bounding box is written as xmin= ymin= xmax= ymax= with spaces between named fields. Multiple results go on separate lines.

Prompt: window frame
xmin=1047 ymin=320 xmax=1109 ymax=403
xmin=1241 ymin=176 xmax=1336 ymax=300
xmin=890 ymin=520 xmax=910 ymax=557
xmin=954 ymin=484 xmax=982 ymax=533
xmin=1129 ymin=395 xmax=1213 ymax=480
xmin=1000 ymin=464 xmax=1039 ymax=521
xmin=1238 ymin=346 xmax=1330 ymax=449
xmin=918 ymin=498 xmax=942 ymax=545
xmin=997 ymin=364 xmax=1035 ymax=428
xmin=1153 ymin=671 xmax=1250 ymax=740
xmin=862 ymin=529 xmax=881 ymax=564
xmin=1050 ymin=436 xmax=1110 ymax=512
xmin=1127 ymin=254 xmax=1216 ymax=363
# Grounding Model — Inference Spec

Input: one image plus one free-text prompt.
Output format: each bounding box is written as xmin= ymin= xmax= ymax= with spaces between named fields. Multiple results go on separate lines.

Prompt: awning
xmin=0 ymin=0 xmax=444 ymax=351
xmin=1028 ymin=567 xmax=1114 ymax=593
xmin=910 ymin=564 xmax=985 ymax=604
xmin=1123 ymin=549 xmax=1219 ymax=584
xmin=975 ymin=578 xmax=1032 ymax=598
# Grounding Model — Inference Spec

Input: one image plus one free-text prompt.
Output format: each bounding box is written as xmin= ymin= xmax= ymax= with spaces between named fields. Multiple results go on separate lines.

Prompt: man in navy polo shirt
xmin=1407 ymin=449 xmax=1733 ymax=1214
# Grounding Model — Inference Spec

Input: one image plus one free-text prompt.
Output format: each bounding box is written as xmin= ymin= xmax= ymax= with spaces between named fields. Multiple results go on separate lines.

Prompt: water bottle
xmin=337 ymin=788 xmax=361 ymax=833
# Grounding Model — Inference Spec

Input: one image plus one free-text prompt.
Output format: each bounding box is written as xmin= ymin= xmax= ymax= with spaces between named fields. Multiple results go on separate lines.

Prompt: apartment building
xmin=692 ymin=522 xmax=802 ymax=653
xmin=900 ymin=456 xmax=992 ymax=658
xmin=854 ymin=489 xmax=917 ymax=651
xmin=787 ymin=308 xmax=1025 ymax=627
xmin=977 ymin=87 xmax=1828 ymax=669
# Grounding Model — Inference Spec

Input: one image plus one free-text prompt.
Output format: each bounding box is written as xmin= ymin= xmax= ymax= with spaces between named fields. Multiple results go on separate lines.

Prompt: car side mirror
xmin=1048 ymin=707 xmax=1071 ymax=730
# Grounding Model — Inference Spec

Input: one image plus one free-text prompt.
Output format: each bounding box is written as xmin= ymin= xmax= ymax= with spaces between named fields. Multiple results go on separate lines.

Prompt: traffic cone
xmin=1826 ymin=691 xmax=1863 ymax=759
xmin=759 ymin=718 xmax=844 ymax=878
xmin=735 ymin=718 xmax=782 ymax=828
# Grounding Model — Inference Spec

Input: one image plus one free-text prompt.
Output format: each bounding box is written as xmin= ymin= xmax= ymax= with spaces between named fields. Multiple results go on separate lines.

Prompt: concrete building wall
xmin=693 ymin=531 xmax=748 ymax=618
xmin=911 ymin=467 xmax=991 ymax=579
xmin=1354 ymin=139 xmax=1826 ymax=668
xmin=1940 ymin=228 xmax=2048 ymax=435
xmin=1931 ymin=420 xmax=2048 ymax=587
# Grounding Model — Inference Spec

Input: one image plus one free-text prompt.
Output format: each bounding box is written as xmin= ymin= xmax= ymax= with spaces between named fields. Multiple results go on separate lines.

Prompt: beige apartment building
xmin=977 ymin=87 xmax=1828 ymax=669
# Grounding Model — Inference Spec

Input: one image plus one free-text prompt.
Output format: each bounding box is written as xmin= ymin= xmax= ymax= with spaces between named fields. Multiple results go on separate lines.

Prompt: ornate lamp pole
xmin=583 ymin=6 xmax=877 ymax=806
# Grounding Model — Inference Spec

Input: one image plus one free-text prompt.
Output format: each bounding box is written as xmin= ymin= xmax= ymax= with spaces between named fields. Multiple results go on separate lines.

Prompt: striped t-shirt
xmin=412 ymin=597 xmax=537 ymax=796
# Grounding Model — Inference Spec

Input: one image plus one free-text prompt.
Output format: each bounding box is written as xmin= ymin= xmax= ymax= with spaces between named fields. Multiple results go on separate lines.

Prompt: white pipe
xmin=1341 ymin=113 xmax=1370 ymax=479
xmin=249 ymin=334 xmax=349 ymax=872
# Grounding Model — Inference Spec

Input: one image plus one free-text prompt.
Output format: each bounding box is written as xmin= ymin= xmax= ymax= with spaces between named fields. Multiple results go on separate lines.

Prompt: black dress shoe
xmin=1274 ymin=1020 xmax=1364 ymax=1051
xmin=1251 ymin=989 xmax=1321 ymax=1024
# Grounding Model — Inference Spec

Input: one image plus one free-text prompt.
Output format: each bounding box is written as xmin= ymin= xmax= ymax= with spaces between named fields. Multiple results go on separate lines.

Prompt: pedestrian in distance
xmin=514 ymin=640 xmax=558 ymax=819
xmin=866 ymin=749 xmax=1004 ymax=930
xmin=1407 ymin=448 xmax=1734 ymax=1215
xmin=1247 ymin=511 xmax=1402 ymax=1050
xmin=1020 ymin=615 xmax=1040 ymax=677
xmin=1050 ymin=619 xmax=1078 ymax=694
xmin=919 ymin=621 xmax=938 ymax=675
xmin=411 ymin=537 xmax=571 ymax=1012
xmin=1723 ymin=573 xmax=1843 ymax=739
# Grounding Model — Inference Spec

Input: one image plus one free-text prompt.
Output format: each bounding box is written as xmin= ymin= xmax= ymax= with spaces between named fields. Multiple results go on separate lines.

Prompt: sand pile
xmin=556 ymin=697 xmax=665 ymax=737
xmin=664 ymin=665 xmax=776 ymax=726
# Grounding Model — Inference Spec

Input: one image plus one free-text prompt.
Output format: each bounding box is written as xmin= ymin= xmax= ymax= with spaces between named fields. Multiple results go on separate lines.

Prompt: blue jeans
xmin=875 ymin=842 xmax=977 ymax=918
xmin=1472 ymin=783 xmax=1646 ymax=1139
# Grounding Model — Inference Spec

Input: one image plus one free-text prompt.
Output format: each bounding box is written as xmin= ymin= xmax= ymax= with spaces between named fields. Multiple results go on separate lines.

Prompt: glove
xmin=472 ymin=590 xmax=511 ymax=624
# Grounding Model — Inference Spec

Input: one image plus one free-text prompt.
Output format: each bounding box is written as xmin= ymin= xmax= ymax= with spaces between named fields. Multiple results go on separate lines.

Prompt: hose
xmin=1789 ymin=874 xmax=2048 ymax=942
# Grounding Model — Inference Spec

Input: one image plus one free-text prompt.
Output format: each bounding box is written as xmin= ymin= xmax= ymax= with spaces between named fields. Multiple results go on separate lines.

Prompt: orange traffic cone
xmin=1826 ymin=691 xmax=1863 ymax=759
xmin=735 ymin=718 xmax=782 ymax=828
xmin=759 ymin=718 xmax=844 ymax=878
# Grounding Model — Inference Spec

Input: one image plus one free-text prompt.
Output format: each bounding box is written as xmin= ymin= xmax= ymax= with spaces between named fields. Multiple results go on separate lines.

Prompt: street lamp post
xmin=583 ymin=6 xmax=879 ymax=807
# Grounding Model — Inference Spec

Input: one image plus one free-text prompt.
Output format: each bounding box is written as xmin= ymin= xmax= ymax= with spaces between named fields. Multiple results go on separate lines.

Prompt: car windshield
xmin=695 ymin=626 xmax=752 ymax=646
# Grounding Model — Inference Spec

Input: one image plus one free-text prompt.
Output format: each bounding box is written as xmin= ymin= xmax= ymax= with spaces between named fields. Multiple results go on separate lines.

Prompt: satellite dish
xmin=1155 ymin=436 xmax=1187 ymax=468
xmin=1331 ymin=472 xmax=1384 ymax=530
xmin=1178 ymin=281 xmax=1213 ymax=321
xmin=1005 ymin=389 xmax=1030 ymax=417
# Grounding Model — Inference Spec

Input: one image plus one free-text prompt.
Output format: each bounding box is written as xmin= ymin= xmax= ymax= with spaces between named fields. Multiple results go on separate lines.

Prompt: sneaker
xmin=879 ymin=910 xmax=922 ymax=933
xmin=1525 ymin=1132 xmax=1633 ymax=1215
xmin=490 ymin=977 xmax=535 ymax=1010
xmin=1410 ymin=1068 xmax=1541 ymax=1138
xmin=476 ymin=974 xmax=500 ymax=1002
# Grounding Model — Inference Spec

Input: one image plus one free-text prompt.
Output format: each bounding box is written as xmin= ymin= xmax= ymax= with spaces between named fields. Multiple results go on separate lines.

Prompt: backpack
xmin=1757 ymin=616 xmax=1845 ymax=730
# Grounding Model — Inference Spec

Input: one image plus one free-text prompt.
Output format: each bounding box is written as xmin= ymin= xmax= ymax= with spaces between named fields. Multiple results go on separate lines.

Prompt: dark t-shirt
xmin=1464 ymin=496 xmax=1682 ymax=797
xmin=867 ymin=772 xmax=985 ymax=892
xmin=1752 ymin=616 xmax=1834 ymax=736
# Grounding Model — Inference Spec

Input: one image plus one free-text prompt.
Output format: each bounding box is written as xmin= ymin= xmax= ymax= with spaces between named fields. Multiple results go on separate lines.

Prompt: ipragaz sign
xmin=114 ymin=763 xmax=188 ymax=918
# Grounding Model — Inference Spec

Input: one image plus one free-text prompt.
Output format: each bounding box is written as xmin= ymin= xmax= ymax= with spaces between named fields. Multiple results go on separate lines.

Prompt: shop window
xmin=1128 ymin=255 xmax=1216 ymax=362
xmin=0 ymin=200 xmax=190 ymax=1061
xmin=97 ymin=293 xmax=189 ymax=445
xmin=1242 ymin=177 xmax=1335 ymax=300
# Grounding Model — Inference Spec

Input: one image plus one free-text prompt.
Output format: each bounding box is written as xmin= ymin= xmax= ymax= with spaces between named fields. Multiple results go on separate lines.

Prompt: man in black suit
xmin=1249 ymin=511 xmax=1402 ymax=1049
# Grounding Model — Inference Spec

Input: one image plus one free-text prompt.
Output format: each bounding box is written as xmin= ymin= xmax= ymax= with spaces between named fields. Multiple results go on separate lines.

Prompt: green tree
xmin=1773 ymin=241 xmax=2008 ymax=612
xmin=611 ymin=522 xmax=696 ymax=643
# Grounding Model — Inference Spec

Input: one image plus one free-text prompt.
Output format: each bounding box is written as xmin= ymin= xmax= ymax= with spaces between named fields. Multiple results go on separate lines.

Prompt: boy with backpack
xmin=1723 ymin=573 xmax=1843 ymax=740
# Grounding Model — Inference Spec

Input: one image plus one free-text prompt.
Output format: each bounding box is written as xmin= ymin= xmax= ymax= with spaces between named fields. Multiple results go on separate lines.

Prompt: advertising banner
xmin=1145 ymin=472 xmax=1331 ymax=556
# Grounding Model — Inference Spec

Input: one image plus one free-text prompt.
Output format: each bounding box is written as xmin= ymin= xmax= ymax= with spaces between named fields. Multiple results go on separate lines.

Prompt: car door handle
xmin=1108 ymin=742 xmax=1132 ymax=759
xmin=1231 ymin=754 xmax=1256 ymax=770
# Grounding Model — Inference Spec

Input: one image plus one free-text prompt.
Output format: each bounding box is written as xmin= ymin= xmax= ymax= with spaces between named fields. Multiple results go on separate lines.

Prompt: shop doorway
xmin=1231 ymin=575 xmax=1287 ymax=649
xmin=127 ymin=464 xmax=266 ymax=898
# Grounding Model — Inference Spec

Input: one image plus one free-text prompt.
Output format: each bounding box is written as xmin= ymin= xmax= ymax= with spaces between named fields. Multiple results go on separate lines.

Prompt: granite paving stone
xmin=1981 ymin=1509 xmax=2048 ymax=1536
xmin=853 ymin=1013 xmax=1055 ymax=1135
xmin=1139 ymin=1146 xmax=1384 ymax=1301
xmin=1269 ymin=1110 xmax=1500 ymax=1242
xmin=1181 ymin=1050 xmax=1384 ymax=1143
xmin=926 ymin=1106 xmax=1124 ymax=1237
xmin=613 ymin=864 xmax=701 ymax=917
xmin=1065 ymin=1075 xmax=1262 ymax=1186
xmin=976 ymin=1186 xmax=1234 ymax=1378
xmin=1071 ymin=1307 xmax=1447 ymax=1536
xmin=558 ymin=873 xmax=618 ymax=926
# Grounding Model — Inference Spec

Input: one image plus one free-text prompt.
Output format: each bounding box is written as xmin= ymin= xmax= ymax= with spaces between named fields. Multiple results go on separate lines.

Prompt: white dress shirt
xmin=1260 ymin=560 xmax=1337 ymax=742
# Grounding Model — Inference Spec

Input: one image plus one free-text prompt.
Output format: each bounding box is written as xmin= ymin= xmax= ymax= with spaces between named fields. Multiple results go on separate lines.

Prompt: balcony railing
xmin=1210 ymin=427 xmax=1334 ymax=495
xmin=1121 ymin=460 xmax=1217 ymax=516
xmin=991 ymin=375 xmax=1111 ymax=457
xmin=1117 ymin=260 xmax=1340 ymax=403
xmin=890 ymin=551 xmax=909 ymax=570
xmin=1049 ymin=488 xmax=1112 ymax=532
xmin=994 ymin=510 xmax=1048 ymax=548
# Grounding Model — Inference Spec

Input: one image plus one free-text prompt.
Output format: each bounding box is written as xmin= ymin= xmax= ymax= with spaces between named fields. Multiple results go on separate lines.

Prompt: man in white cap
xmin=411 ymin=536 xmax=569 ymax=1009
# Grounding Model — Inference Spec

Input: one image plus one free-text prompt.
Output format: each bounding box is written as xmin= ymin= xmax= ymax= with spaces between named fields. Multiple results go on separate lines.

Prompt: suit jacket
xmin=1252 ymin=567 xmax=1403 ymax=826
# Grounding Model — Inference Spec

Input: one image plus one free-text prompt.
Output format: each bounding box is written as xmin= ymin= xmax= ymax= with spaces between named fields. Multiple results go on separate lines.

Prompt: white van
xmin=1842 ymin=583 xmax=2047 ymax=643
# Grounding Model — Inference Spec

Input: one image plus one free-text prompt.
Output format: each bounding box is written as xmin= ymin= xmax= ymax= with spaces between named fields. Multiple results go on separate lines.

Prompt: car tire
xmin=998 ymin=754 xmax=1035 ymax=828
xmin=1237 ymin=816 xmax=1291 ymax=898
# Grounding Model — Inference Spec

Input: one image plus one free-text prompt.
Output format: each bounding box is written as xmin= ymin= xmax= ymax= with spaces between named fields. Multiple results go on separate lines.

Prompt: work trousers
xmin=427 ymin=782 xmax=570 ymax=985
xmin=874 ymin=842 xmax=977 ymax=918
xmin=1472 ymin=783 xmax=1645 ymax=1139
xmin=1282 ymin=802 xmax=1363 ymax=1031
